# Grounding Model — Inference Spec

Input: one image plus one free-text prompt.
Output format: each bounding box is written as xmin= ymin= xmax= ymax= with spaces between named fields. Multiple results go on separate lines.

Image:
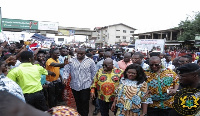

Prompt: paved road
xmin=89 ymin=99 xmax=114 ymax=116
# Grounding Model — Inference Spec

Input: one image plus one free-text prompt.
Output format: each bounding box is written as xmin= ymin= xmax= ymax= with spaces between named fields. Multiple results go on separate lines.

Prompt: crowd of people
xmin=1 ymin=40 xmax=200 ymax=116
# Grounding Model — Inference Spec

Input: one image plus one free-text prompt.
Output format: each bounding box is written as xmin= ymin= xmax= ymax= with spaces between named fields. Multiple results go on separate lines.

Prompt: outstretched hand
xmin=64 ymin=58 xmax=69 ymax=65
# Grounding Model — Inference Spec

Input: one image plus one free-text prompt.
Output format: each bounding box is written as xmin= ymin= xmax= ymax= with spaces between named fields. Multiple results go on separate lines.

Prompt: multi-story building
xmin=93 ymin=23 xmax=136 ymax=47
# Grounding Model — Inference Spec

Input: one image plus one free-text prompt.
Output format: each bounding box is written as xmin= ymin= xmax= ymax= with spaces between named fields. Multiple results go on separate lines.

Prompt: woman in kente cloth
xmin=111 ymin=64 xmax=152 ymax=116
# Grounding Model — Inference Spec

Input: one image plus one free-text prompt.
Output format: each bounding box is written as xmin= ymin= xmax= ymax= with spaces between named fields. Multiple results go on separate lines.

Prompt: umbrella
xmin=120 ymin=42 xmax=128 ymax=46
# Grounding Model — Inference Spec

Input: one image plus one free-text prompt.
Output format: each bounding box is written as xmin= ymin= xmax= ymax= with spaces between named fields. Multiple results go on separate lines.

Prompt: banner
xmin=0 ymin=7 xmax=2 ymax=32
xmin=2 ymin=18 xmax=38 ymax=30
xmin=135 ymin=39 xmax=165 ymax=53
xmin=58 ymin=29 xmax=70 ymax=36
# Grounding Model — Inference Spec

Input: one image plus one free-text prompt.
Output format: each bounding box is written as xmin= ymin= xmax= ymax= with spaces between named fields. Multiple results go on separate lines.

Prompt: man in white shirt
xmin=132 ymin=52 xmax=149 ymax=70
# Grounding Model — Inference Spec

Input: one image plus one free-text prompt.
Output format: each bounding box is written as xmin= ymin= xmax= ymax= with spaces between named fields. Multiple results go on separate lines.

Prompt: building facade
xmin=94 ymin=23 xmax=136 ymax=47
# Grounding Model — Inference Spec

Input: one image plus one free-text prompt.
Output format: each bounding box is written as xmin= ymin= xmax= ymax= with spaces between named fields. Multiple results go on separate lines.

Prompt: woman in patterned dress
xmin=111 ymin=64 xmax=152 ymax=116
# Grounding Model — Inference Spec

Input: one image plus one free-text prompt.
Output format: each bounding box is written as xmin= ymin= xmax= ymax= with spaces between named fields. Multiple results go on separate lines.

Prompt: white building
xmin=94 ymin=23 xmax=136 ymax=47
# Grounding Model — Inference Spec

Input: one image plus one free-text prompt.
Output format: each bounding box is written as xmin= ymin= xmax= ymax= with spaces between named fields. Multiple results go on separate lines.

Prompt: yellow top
xmin=91 ymin=68 xmax=123 ymax=102
xmin=46 ymin=58 xmax=60 ymax=82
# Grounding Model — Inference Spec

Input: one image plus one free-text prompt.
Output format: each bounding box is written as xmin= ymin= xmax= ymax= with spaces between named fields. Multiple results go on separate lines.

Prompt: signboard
xmin=135 ymin=39 xmax=165 ymax=53
xmin=2 ymin=18 xmax=38 ymax=30
xmin=44 ymin=37 xmax=54 ymax=42
xmin=0 ymin=7 xmax=2 ymax=32
xmin=38 ymin=21 xmax=58 ymax=31
xmin=195 ymin=34 xmax=200 ymax=47
xmin=58 ymin=29 xmax=70 ymax=36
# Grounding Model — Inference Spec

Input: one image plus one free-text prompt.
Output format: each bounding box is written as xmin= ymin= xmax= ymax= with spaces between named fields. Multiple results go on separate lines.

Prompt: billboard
xmin=58 ymin=29 xmax=70 ymax=36
xmin=38 ymin=21 xmax=58 ymax=31
xmin=2 ymin=18 xmax=38 ymax=30
xmin=135 ymin=39 xmax=165 ymax=53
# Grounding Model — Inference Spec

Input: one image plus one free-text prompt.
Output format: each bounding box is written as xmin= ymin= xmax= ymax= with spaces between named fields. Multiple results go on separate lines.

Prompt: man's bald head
xmin=124 ymin=52 xmax=131 ymax=62
xmin=149 ymin=56 xmax=161 ymax=73
xmin=149 ymin=56 xmax=161 ymax=63
xmin=104 ymin=58 xmax=113 ymax=64
xmin=124 ymin=52 xmax=131 ymax=57
xmin=104 ymin=51 xmax=112 ymax=58
xmin=103 ymin=58 xmax=113 ymax=72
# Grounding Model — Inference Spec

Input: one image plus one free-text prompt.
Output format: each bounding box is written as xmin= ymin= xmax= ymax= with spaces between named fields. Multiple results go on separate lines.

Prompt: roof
xmin=108 ymin=23 xmax=137 ymax=30
xmin=96 ymin=23 xmax=137 ymax=30
xmin=133 ymin=28 xmax=180 ymax=36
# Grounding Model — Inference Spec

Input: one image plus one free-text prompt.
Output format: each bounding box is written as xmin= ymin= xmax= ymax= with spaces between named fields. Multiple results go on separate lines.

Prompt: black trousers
xmin=147 ymin=107 xmax=172 ymax=116
xmin=24 ymin=90 xmax=48 ymax=111
xmin=47 ymin=81 xmax=64 ymax=108
xmin=98 ymin=99 xmax=116 ymax=116
xmin=72 ymin=88 xmax=90 ymax=116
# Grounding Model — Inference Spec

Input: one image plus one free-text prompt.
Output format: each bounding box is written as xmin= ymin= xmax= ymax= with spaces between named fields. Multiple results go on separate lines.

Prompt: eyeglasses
xmin=102 ymin=64 xmax=112 ymax=67
xmin=149 ymin=63 xmax=161 ymax=67
xmin=102 ymin=64 xmax=108 ymax=67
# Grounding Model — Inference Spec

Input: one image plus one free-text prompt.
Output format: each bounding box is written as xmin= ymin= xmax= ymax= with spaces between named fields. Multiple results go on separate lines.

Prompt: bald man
xmin=118 ymin=52 xmax=132 ymax=70
xmin=63 ymin=48 xmax=96 ymax=116
xmin=91 ymin=58 xmax=123 ymax=116
xmin=144 ymin=56 xmax=179 ymax=116
xmin=94 ymin=51 xmax=120 ymax=115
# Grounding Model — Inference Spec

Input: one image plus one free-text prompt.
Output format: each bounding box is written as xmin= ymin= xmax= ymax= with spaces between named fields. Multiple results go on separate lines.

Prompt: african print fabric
xmin=145 ymin=67 xmax=179 ymax=109
xmin=91 ymin=68 xmax=123 ymax=102
xmin=115 ymin=78 xmax=152 ymax=116
xmin=47 ymin=106 xmax=80 ymax=116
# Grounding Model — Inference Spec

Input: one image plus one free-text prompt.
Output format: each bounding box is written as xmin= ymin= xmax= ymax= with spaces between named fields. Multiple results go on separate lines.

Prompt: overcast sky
xmin=0 ymin=0 xmax=200 ymax=34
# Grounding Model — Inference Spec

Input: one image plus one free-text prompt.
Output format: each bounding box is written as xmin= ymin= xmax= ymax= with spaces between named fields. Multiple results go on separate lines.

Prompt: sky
xmin=0 ymin=0 xmax=200 ymax=35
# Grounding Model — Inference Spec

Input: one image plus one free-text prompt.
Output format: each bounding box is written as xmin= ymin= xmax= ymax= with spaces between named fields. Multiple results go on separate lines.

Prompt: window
xmin=130 ymin=37 xmax=134 ymax=40
xmin=116 ymin=30 xmax=120 ymax=31
xmin=58 ymin=38 xmax=64 ymax=41
xmin=123 ymin=30 xmax=126 ymax=33
xmin=116 ymin=36 xmax=120 ymax=38
xmin=123 ymin=36 xmax=126 ymax=39
xmin=130 ymin=31 xmax=134 ymax=33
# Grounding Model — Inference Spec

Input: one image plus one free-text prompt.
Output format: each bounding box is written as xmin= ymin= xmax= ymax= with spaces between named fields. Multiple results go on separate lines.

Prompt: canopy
xmin=120 ymin=42 xmax=128 ymax=46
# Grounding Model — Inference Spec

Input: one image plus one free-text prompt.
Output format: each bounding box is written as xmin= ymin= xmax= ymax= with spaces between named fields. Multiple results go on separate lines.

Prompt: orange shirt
xmin=46 ymin=58 xmax=60 ymax=82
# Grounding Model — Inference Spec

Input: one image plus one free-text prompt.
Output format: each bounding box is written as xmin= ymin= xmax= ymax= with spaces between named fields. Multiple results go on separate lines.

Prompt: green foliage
xmin=177 ymin=12 xmax=200 ymax=41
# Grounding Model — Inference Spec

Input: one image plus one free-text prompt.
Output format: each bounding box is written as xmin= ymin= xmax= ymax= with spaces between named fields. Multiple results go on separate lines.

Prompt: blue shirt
xmin=58 ymin=55 xmax=66 ymax=77
xmin=96 ymin=59 xmax=119 ymax=71
xmin=63 ymin=56 xmax=96 ymax=91
xmin=93 ymin=55 xmax=99 ymax=64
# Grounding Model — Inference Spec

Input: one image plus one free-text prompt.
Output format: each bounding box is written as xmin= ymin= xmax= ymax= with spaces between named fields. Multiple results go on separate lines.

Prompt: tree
xmin=177 ymin=11 xmax=200 ymax=41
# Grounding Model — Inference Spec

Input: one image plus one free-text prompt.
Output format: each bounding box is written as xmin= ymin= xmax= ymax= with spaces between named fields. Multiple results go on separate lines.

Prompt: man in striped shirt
xmin=63 ymin=48 xmax=96 ymax=116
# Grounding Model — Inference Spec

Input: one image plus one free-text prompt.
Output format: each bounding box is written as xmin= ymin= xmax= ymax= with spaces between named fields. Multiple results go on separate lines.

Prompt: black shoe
xmin=93 ymin=109 xmax=100 ymax=115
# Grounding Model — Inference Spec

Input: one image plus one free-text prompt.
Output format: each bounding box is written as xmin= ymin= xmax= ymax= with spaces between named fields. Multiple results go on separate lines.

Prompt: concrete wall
xmin=104 ymin=25 xmax=135 ymax=45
